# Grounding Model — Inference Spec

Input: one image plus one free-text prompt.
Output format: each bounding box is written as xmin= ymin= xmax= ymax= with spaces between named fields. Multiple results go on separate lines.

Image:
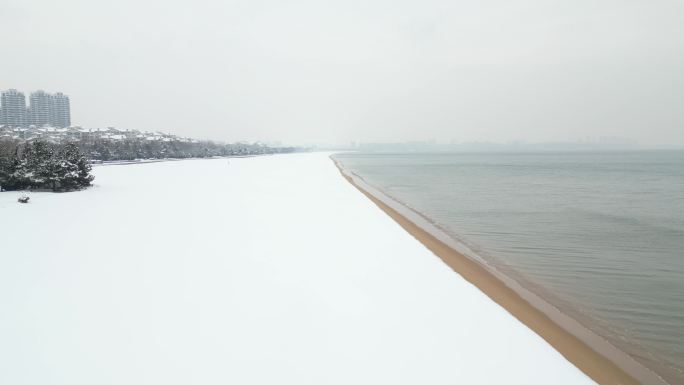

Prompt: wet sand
xmin=333 ymin=157 xmax=668 ymax=385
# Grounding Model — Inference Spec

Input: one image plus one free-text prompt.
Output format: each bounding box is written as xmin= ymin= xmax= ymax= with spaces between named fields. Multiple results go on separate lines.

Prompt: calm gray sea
xmin=334 ymin=151 xmax=684 ymax=383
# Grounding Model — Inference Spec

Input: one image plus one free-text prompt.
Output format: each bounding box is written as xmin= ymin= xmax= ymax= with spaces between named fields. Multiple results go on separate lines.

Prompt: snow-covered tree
xmin=0 ymin=140 xmax=94 ymax=192
xmin=57 ymin=142 xmax=94 ymax=191
xmin=0 ymin=148 xmax=28 ymax=190
xmin=22 ymin=141 xmax=55 ymax=189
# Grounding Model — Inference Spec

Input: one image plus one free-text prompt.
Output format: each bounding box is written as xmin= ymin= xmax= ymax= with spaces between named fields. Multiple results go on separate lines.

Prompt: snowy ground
xmin=0 ymin=153 xmax=592 ymax=384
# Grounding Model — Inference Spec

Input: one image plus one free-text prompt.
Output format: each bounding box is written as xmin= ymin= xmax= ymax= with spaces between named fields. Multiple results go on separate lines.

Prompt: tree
xmin=2 ymin=148 xmax=28 ymax=190
xmin=0 ymin=144 xmax=17 ymax=190
xmin=59 ymin=142 xmax=94 ymax=190
xmin=0 ymin=140 xmax=94 ymax=192
xmin=0 ymin=146 xmax=11 ymax=190
xmin=23 ymin=141 xmax=55 ymax=189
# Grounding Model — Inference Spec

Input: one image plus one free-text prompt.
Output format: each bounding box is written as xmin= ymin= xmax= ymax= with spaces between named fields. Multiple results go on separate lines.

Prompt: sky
xmin=1 ymin=0 xmax=683 ymax=146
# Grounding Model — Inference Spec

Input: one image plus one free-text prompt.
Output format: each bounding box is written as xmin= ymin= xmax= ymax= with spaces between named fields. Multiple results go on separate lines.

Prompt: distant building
xmin=1 ymin=89 xmax=71 ymax=128
xmin=1 ymin=89 xmax=28 ymax=127
xmin=49 ymin=92 xmax=71 ymax=128
xmin=29 ymin=90 xmax=52 ymax=127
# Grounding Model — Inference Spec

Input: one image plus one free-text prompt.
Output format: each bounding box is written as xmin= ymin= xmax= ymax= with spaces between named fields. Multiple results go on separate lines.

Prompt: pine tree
xmin=50 ymin=153 xmax=71 ymax=191
xmin=0 ymin=150 xmax=11 ymax=191
xmin=1 ymin=140 xmax=94 ymax=191
xmin=75 ymin=153 xmax=95 ymax=189
xmin=60 ymin=142 xmax=94 ymax=190
xmin=18 ymin=143 xmax=35 ymax=188
xmin=24 ymin=141 xmax=55 ymax=189
xmin=0 ymin=146 xmax=10 ymax=190
xmin=4 ymin=148 xmax=27 ymax=190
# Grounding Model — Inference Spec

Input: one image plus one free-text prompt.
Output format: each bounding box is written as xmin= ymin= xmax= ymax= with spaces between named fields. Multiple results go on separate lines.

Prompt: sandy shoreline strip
xmin=332 ymin=156 xmax=668 ymax=385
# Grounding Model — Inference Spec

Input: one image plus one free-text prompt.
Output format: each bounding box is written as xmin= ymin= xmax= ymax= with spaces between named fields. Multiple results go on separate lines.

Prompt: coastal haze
xmin=1 ymin=0 xmax=683 ymax=146
xmin=2 ymin=1 xmax=684 ymax=384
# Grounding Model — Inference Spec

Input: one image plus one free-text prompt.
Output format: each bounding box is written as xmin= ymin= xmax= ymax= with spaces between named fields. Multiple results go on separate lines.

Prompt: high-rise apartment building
xmin=49 ymin=92 xmax=71 ymax=128
xmin=1 ymin=89 xmax=28 ymax=127
xmin=29 ymin=90 xmax=52 ymax=127
xmin=0 ymin=89 xmax=71 ymax=128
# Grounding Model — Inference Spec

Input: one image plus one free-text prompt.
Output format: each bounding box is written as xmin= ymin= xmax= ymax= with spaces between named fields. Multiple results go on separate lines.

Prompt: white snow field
xmin=0 ymin=153 xmax=592 ymax=385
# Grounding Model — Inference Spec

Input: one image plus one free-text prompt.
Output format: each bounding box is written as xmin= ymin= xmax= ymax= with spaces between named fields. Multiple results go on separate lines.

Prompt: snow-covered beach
xmin=1 ymin=153 xmax=592 ymax=384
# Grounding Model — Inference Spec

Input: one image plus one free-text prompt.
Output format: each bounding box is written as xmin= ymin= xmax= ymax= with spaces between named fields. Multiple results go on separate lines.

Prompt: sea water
xmin=334 ymin=150 xmax=684 ymax=383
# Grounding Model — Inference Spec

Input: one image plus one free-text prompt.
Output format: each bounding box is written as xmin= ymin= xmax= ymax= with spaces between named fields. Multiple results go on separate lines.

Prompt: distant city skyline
xmin=0 ymin=88 xmax=71 ymax=128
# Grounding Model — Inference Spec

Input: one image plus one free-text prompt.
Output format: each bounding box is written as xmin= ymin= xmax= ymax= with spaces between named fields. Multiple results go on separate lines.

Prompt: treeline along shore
xmin=78 ymin=136 xmax=297 ymax=161
xmin=0 ymin=132 xmax=299 ymax=192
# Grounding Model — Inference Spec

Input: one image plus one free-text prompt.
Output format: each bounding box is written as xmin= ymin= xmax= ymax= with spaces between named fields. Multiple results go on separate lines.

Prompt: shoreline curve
xmin=332 ymin=155 xmax=667 ymax=385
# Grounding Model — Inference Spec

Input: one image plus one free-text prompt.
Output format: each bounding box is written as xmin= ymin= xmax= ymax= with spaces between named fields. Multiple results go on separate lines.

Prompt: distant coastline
xmin=92 ymin=153 xmax=272 ymax=167
xmin=331 ymin=154 xmax=668 ymax=385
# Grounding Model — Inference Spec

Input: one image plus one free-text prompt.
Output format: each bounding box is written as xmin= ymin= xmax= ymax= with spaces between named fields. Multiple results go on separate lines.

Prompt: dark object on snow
xmin=18 ymin=195 xmax=30 ymax=204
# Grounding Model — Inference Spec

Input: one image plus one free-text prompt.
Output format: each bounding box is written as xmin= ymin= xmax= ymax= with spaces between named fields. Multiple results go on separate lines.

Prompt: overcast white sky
xmin=1 ymin=0 xmax=682 ymax=145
